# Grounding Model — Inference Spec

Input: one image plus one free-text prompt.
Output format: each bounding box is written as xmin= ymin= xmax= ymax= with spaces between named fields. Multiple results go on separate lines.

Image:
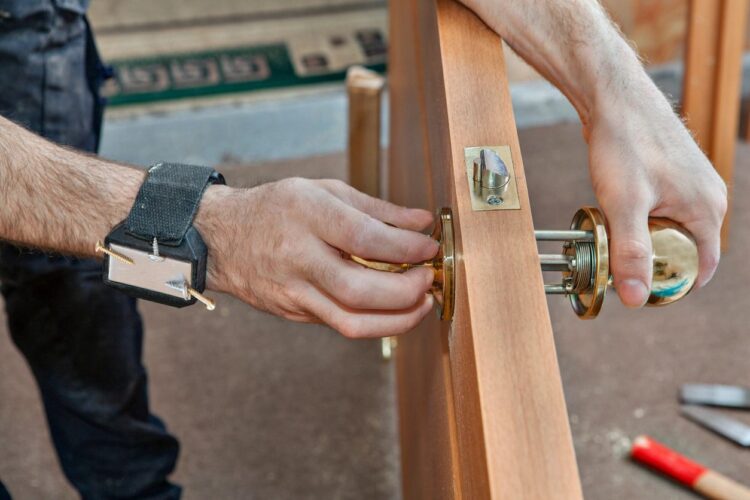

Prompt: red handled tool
xmin=631 ymin=435 xmax=750 ymax=499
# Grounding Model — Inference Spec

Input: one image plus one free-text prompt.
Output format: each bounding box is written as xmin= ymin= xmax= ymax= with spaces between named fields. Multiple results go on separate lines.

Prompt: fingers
xmin=603 ymin=200 xmax=653 ymax=308
xmin=298 ymin=285 xmax=435 ymax=338
xmin=319 ymin=179 xmax=435 ymax=231
xmin=308 ymin=245 xmax=435 ymax=310
xmin=684 ymin=219 xmax=722 ymax=289
xmin=315 ymin=194 xmax=439 ymax=264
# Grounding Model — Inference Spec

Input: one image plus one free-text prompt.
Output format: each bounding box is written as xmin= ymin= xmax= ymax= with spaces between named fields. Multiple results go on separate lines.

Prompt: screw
xmin=486 ymin=195 xmax=503 ymax=205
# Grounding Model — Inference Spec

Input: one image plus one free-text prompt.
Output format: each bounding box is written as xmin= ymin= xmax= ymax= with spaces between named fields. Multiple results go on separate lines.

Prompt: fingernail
xmin=619 ymin=279 xmax=649 ymax=308
xmin=424 ymin=293 xmax=435 ymax=310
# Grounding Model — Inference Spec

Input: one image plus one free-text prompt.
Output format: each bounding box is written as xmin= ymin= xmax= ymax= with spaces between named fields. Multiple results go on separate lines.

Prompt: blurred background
xmin=0 ymin=1 xmax=749 ymax=498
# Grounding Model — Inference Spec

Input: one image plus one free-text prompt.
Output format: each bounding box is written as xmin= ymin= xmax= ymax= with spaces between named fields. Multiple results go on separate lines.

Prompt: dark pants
xmin=0 ymin=3 xmax=180 ymax=498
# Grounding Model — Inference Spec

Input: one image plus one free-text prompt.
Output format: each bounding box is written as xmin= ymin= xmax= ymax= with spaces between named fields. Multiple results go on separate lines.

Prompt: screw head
xmin=486 ymin=195 xmax=503 ymax=205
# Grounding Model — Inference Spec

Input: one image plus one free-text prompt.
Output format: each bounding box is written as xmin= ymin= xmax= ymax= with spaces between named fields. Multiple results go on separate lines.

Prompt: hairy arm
xmin=460 ymin=0 xmax=645 ymax=127
xmin=0 ymin=115 xmax=144 ymax=256
xmin=0 ymin=115 xmax=438 ymax=338
xmin=459 ymin=0 xmax=727 ymax=306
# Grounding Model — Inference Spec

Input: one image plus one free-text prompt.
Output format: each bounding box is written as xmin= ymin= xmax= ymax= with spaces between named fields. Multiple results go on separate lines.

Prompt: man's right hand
xmin=196 ymin=178 xmax=439 ymax=339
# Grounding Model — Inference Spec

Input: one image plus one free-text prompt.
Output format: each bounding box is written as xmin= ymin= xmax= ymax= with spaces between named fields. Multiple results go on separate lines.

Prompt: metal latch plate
xmin=464 ymin=145 xmax=521 ymax=211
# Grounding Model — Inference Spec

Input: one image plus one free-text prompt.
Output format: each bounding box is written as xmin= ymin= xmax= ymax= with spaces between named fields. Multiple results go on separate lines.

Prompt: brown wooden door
xmin=388 ymin=1 xmax=583 ymax=498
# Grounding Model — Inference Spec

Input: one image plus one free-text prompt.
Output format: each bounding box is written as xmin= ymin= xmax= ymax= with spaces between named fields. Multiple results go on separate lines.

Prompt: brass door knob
xmin=348 ymin=205 xmax=697 ymax=323
xmin=348 ymin=207 xmax=455 ymax=321
xmin=537 ymin=206 xmax=699 ymax=319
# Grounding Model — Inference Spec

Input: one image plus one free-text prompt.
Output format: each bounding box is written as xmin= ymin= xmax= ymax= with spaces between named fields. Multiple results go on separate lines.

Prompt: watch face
xmin=107 ymin=243 xmax=194 ymax=300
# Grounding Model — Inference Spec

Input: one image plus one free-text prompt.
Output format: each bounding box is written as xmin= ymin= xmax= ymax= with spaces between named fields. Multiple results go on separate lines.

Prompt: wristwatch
xmin=99 ymin=162 xmax=225 ymax=310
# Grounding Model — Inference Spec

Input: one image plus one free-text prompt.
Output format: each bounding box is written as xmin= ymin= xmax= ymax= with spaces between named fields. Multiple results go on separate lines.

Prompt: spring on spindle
xmin=567 ymin=241 xmax=597 ymax=293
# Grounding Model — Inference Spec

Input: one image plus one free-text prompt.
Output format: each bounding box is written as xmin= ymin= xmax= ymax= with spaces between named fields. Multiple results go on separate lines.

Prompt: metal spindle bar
xmin=544 ymin=284 xmax=569 ymax=294
xmin=534 ymin=229 xmax=594 ymax=241
xmin=540 ymin=254 xmax=574 ymax=271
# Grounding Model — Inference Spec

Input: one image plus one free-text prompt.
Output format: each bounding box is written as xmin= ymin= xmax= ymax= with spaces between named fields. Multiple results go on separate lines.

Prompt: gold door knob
xmin=348 ymin=207 xmax=455 ymax=321
xmin=348 ymin=205 xmax=697 ymax=322
xmin=537 ymin=206 xmax=699 ymax=319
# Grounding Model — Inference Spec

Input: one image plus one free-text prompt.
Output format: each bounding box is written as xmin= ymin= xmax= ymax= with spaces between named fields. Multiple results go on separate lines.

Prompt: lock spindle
xmin=348 ymin=205 xmax=697 ymax=322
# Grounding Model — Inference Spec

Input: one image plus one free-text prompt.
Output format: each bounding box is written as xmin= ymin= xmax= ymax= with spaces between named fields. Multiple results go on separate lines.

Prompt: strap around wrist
xmin=125 ymin=162 xmax=225 ymax=246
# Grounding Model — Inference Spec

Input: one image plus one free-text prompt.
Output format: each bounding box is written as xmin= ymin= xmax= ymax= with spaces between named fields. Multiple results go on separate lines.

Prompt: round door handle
xmin=348 ymin=205 xmax=697 ymax=322
xmin=537 ymin=206 xmax=698 ymax=319
xmin=347 ymin=207 xmax=456 ymax=321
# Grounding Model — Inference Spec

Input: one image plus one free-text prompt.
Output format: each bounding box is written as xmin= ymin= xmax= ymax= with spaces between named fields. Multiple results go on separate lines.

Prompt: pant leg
xmin=0 ymin=4 xmax=180 ymax=498
xmin=1 ymin=251 xmax=181 ymax=499
xmin=0 ymin=481 xmax=10 ymax=500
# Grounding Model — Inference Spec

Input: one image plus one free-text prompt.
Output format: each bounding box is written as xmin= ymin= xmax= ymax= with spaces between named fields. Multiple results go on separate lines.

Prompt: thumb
xmin=604 ymin=203 xmax=653 ymax=308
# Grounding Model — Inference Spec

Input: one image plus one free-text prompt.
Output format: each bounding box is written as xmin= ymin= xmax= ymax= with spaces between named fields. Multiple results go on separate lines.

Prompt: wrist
xmin=194 ymin=184 xmax=251 ymax=294
xmin=567 ymin=28 xmax=648 ymax=133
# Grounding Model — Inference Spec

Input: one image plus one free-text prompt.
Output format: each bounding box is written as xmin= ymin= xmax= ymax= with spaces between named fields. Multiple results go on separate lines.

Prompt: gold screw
xmin=95 ymin=241 xmax=134 ymax=265
xmin=186 ymin=286 xmax=216 ymax=311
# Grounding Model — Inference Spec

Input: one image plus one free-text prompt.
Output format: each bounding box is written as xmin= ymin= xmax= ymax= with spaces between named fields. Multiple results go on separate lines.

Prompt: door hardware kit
xmin=349 ymin=204 xmax=697 ymax=322
xmin=537 ymin=206 xmax=698 ymax=318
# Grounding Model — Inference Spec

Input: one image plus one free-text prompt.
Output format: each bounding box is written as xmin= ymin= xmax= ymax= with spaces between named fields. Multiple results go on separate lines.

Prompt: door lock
xmin=349 ymin=208 xmax=455 ymax=322
xmin=537 ymin=206 xmax=699 ymax=319
xmin=348 ymin=206 xmax=698 ymax=322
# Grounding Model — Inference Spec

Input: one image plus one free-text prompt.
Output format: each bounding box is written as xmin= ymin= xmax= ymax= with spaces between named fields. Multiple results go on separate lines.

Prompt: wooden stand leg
xmin=682 ymin=0 xmax=749 ymax=249
xmin=346 ymin=66 xmax=396 ymax=359
xmin=347 ymin=66 xmax=385 ymax=198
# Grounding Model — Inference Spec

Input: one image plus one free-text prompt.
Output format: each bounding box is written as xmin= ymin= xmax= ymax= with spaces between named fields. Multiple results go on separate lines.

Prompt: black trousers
xmin=0 ymin=3 xmax=180 ymax=498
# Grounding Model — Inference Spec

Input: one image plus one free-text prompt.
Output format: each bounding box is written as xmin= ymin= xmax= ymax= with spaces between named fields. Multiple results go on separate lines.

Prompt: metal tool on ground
xmin=631 ymin=435 xmax=750 ymax=499
xmin=680 ymin=384 xmax=750 ymax=447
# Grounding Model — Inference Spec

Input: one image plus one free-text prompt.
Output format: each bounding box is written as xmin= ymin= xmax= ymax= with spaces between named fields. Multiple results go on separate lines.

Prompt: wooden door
xmin=388 ymin=1 xmax=582 ymax=498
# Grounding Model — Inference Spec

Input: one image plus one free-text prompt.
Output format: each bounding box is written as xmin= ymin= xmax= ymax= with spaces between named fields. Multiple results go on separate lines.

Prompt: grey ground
xmin=0 ymin=123 xmax=748 ymax=498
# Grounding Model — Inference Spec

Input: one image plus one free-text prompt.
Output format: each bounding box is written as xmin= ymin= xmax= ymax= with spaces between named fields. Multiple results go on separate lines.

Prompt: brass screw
xmin=186 ymin=286 xmax=216 ymax=311
xmin=165 ymin=278 xmax=216 ymax=311
xmin=95 ymin=241 xmax=134 ymax=265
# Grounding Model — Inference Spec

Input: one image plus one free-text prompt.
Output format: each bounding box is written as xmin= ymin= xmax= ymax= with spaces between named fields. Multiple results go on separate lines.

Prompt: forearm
xmin=461 ymin=0 xmax=659 ymax=128
xmin=0 ymin=114 xmax=144 ymax=257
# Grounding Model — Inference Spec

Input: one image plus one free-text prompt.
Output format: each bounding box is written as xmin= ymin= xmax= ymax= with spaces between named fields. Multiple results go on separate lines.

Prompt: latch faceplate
xmin=464 ymin=146 xmax=521 ymax=211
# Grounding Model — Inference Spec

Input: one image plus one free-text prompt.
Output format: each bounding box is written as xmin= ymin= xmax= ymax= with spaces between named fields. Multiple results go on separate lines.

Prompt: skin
xmin=0 ymin=1 xmax=727 ymax=338
xmin=461 ymin=0 xmax=727 ymax=306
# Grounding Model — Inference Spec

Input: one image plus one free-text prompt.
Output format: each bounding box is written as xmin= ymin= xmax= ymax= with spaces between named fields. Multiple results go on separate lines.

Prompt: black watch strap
xmin=125 ymin=162 xmax=225 ymax=245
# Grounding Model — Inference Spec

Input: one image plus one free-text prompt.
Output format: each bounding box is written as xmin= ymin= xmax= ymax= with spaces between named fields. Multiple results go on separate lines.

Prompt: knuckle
xmin=338 ymin=276 xmax=368 ymax=307
xmin=713 ymin=190 xmax=728 ymax=218
xmin=326 ymin=178 xmax=349 ymax=192
xmin=275 ymin=235 xmax=300 ymax=260
xmin=338 ymin=317 xmax=367 ymax=339
xmin=282 ymin=283 xmax=306 ymax=307
xmin=347 ymin=217 xmax=375 ymax=256
xmin=282 ymin=176 xmax=309 ymax=190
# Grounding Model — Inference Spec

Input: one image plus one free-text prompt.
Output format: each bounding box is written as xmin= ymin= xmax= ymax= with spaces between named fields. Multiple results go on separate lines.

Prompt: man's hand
xmin=586 ymin=79 xmax=727 ymax=306
xmin=0 ymin=116 xmax=437 ymax=338
xmin=196 ymin=178 xmax=439 ymax=338
xmin=459 ymin=0 xmax=727 ymax=307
